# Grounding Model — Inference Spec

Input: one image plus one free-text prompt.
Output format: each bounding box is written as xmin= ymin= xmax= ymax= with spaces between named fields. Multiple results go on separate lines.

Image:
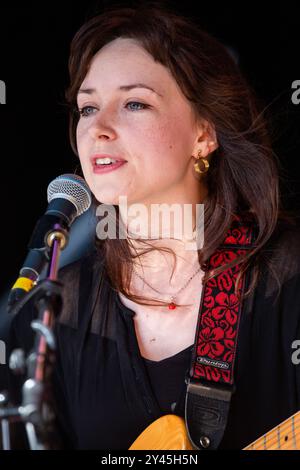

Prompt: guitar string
xmin=246 ymin=417 xmax=300 ymax=450
xmin=244 ymin=412 xmax=300 ymax=450
xmin=248 ymin=428 xmax=299 ymax=451
xmin=246 ymin=415 xmax=296 ymax=449
xmin=247 ymin=412 xmax=299 ymax=449
xmin=253 ymin=417 xmax=300 ymax=450
xmin=244 ymin=413 xmax=300 ymax=450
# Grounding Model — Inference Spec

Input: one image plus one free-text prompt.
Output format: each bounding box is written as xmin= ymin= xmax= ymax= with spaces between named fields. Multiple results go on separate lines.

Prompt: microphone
xmin=7 ymin=174 xmax=92 ymax=311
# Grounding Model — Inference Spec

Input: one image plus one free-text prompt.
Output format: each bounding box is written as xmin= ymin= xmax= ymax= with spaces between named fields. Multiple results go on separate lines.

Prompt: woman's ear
xmin=192 ymin=120 xmax=218 ymax=157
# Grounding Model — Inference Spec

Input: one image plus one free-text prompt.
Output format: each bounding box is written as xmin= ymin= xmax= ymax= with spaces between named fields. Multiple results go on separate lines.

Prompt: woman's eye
xmin=125 ymin=101 xmax=149 ymax=111
xmin=77 ymin=101 xmax=149 ymax=117
xmin=78 ymin=106 xmax=97 ymax=117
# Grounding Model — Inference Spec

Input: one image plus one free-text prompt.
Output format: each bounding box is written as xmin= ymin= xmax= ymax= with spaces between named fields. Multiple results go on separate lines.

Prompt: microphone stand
xmin=0 ymin=223 xmax=68 ymax=450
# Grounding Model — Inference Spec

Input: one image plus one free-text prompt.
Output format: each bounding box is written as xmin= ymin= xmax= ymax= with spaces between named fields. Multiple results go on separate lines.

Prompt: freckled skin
xmin=76 ymin=37 xmax=216 ymax=208
xmin=76 ymin=38 xmax=218 ymax=361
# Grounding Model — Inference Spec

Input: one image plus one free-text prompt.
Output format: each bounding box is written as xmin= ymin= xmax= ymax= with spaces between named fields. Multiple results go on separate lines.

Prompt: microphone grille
xmin=47 ymin=174 xmax=92 ymax=216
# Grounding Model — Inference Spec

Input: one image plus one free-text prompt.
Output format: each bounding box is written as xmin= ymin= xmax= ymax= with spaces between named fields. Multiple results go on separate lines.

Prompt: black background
xmin=0 ymin=0 xmax=300 ymax=451
xmin=0 ymin=0 xmax=300 ymax=296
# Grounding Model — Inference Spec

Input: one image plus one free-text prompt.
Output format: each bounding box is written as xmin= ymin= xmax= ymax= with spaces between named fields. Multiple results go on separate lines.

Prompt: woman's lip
xmin=92 ymin=160 xmax=127 ymax=174
xmin=91 ymin=154 xmax=127 ymax=163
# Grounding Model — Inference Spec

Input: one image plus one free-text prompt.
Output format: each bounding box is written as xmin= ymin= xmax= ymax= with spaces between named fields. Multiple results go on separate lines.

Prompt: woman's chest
xmin=119 ymin=279 xmax=203 ymax=361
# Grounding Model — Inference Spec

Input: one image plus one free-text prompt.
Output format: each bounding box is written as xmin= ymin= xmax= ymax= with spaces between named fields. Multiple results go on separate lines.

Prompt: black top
xmin=142 ymin=345 xmax=194 ymax=415
xmin=6 ymin=220 xmax=300 ymax=450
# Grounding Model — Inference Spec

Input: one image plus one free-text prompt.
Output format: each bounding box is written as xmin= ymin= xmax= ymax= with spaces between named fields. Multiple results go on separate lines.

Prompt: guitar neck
xmin=244 ymin=411 xmax=300 ymax=450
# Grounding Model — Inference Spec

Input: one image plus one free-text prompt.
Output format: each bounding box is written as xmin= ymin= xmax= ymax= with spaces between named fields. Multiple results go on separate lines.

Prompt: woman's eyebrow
xmin=77 ymin=83 xmax=163 ymax=97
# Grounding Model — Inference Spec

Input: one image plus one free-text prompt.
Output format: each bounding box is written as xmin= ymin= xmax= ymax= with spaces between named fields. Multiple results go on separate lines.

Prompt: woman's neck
xmin=118 ymin=197 xmax=205 ymax=282
xmin=126 ymin=232 xmax=201 ymax=290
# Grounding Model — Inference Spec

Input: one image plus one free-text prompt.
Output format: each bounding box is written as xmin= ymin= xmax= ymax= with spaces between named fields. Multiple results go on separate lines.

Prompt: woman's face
xmin=76 ymin=37 xmax=211 ymax=207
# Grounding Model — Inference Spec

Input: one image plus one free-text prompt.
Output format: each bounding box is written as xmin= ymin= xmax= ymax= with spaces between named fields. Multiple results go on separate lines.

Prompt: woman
xmin=8 ymin=5 xmax=300 ymax=450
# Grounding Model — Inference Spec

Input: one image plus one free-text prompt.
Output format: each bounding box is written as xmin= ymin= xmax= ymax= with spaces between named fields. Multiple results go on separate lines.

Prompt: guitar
xmin=129 ymin=412 xmax=300 ymax=450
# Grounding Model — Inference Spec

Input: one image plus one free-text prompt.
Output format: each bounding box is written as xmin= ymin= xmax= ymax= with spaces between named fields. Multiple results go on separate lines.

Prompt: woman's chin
xmin=92 ymin=191 xmax=128 ymax=206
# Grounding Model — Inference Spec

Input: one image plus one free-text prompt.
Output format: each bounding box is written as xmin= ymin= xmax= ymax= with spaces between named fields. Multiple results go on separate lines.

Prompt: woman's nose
xmin=88 ymin=111 xmax=117 ymax=141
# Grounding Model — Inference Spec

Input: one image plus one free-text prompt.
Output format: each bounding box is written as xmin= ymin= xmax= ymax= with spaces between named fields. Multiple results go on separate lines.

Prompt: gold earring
xmin=194 ymin=150 xmax=209 ymax=174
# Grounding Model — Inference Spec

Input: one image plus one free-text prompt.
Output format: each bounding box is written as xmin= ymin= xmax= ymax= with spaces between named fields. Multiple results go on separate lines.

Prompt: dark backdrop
xmin=0 ymin=0 xmax=299 ymax=296
xmin=0 ymin=0 xmax=300 ymax=429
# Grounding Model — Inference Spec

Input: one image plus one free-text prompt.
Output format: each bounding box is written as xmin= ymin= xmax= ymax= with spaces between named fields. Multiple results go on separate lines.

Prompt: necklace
xmin=132 ymin=263 xmax=202 ymax=310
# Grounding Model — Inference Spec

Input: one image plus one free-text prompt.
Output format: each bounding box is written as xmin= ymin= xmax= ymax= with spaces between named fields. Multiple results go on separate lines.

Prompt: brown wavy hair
xmin=65 ymin=4 xmax=295 ymax=307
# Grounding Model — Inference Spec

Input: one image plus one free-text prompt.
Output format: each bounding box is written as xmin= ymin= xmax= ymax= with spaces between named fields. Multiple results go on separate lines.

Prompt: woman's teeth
xmin=95 ymin=157 xmax=118 ymax=165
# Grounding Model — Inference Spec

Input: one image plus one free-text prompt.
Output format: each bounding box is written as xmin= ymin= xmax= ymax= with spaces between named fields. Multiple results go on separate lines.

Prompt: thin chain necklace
xmin=132 ymin=263 xmax=202 ymax=310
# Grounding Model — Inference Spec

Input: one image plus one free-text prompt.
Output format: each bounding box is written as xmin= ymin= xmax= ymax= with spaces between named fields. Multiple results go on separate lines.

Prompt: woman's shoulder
xmin=56 ymin=245 xmax=106 ymax=323
xmin=265 ymin=215 xmax=300 ymax=277
xmin=58 ymin=245 xmax=102 ymax=279
xmin=10 ymin=246 xmax=105 ymax=341
xmin=57 ymin=243 xmax=107 ymax=292
xmin=255 ymin=214 xmax=300 ymax=305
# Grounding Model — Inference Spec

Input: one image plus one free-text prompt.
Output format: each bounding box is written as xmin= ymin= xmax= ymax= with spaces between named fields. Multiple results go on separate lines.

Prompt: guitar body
xmin=129 ymin=412 xmax=300 ymax=450
xmin=129 ymin=415 xmax=194 ymax=450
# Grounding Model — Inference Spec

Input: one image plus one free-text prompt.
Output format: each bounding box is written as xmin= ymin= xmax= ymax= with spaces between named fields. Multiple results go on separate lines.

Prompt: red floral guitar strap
xmin=185 ymin=214 xmax=257 ymax=450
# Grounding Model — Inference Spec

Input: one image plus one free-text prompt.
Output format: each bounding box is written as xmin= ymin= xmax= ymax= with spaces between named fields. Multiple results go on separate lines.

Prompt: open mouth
xmin=92 ymin=157 xmax=127 ymax=173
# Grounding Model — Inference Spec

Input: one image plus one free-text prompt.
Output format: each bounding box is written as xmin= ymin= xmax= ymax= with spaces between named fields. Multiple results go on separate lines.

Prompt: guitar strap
xmin=185 ymin=214 xmax=257 ymax=449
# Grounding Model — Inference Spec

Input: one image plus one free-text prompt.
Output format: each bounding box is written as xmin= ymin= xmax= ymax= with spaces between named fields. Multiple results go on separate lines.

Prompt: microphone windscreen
xmin=47 ymin=174 xmax=91 ymax=217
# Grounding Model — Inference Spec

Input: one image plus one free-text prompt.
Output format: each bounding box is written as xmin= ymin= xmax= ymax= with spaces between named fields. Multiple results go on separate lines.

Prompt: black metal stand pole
xmin=0 ymin=223 xmax=68 ymax=449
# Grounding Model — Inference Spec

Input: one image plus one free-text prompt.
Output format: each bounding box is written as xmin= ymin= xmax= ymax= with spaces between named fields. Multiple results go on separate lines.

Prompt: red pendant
xmin=168 ymin=302 xmax=176 ymax=310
